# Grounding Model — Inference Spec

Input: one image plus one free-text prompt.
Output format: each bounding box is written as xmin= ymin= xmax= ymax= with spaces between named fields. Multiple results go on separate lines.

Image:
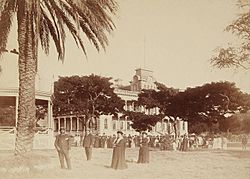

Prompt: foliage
xmin=129 ymin=81 xmax=250 ymax=134
xmin=188 ymin=122 xmax=209 ymax=135
xmin=0 ymin=0 xmax=118 ymax=59
xmin=53 ymin=74 xmax=124 ymax=128
xmin=218 ymin=115 xmax=241 ymax=132
xmin=211 ymin=0 xmax=250 ymax=69
xmin=167 ymin=82 xmax=250 ymax=124
xmin=240 ymin=110 xmax=250 ymax=133
xmin=123 ymin=82 xmax=178 ymax=132
xmin=124 ymin=111 xmax=163 ymax=132
xmin=0 ymin=0 xmax=118 ymax=154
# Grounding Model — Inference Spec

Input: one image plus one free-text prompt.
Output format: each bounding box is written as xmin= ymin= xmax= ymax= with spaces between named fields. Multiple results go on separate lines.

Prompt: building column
xmin=124 ymin=117 xmax=127 ymax=131
xmin=47 ymin=100 xmax=54 ymax=149
xmin=70 ymin=117 xmax=73 ymax=132
xmin=57 ymin=118 xmax=60 ymax=129
xmin=47 ymin=100 xmax=51 ymax=129
xmin=77 ymin=118 xmax=79 ymax=132
xmin=64 ymin=118 xmax=66 ymax=129
xmin=15 ymin=96 xmax=19 ymax=128
xmin=184 ymin=121 xmax=188 ymax=134
xmin=124 ymin=100 xmax=127 ymax=111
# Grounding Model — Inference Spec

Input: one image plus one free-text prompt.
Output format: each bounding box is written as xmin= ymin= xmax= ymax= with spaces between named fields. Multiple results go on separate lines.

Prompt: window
xmin=104 ymin=118 xmax=108 ymax=129
xmin=113 ymin=121 xmax=116 ymax=130
xmin=66 ymin=118 xmax=70 ymax=131
xmin=120 ymin=121 xmax=123 ymax=130
xmin=127 ymin=122 xmax=131 ymax=130
xmin=72 ymin=117 xmax=77 ymax=131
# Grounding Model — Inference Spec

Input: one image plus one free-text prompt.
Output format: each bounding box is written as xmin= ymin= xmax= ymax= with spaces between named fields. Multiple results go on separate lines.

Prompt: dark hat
xmin=117 ymin=131 xmax=123 ymax=135
xmin=142 ymin=132 xmax=147 ymax=135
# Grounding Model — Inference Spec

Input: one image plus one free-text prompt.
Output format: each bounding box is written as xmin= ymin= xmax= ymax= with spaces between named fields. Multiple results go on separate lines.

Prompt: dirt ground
xmin=0 ymin=147 xmax=250 ymax=179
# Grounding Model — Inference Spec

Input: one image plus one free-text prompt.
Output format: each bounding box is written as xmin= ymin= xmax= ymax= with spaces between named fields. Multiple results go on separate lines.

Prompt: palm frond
xmin=60 ymin=1 xmax=100 ymax=51
xmin=41 ymin=8 xmax=63 ymax=60
xmin=0 ymin=0 xmax=16 ymax=56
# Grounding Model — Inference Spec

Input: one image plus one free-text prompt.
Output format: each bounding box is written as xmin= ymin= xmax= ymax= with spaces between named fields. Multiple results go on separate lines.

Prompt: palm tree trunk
xmin=14 ymin=5 xmax=37 ymax=155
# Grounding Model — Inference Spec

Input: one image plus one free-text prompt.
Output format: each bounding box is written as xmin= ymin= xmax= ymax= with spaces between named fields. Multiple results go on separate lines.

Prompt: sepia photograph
xmin=0 ymin=0 xmax=249 ymax=178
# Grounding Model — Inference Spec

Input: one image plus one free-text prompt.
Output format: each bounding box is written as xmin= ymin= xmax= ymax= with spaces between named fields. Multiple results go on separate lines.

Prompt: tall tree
xmin=131 ymin=81 xmax=250 ymax=134
xmin=125 ymin=82 xmax=179 ymax=133
xmin=53 ymin=75 xmax=125 ymax=130
xmin=211 ymin=0 xmax=250 ymax=69
xmin=0 ymin=0 xmax=118 ymax=155
xmin=166 ymin=81 xmax=250 ymax=133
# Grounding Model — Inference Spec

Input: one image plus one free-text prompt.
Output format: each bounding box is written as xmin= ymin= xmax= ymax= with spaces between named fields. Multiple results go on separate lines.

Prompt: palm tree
xmin=0 ymin=0 xmax=118 ymax=155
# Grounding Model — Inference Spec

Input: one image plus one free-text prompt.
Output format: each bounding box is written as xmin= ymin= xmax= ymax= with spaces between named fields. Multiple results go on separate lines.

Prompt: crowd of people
xmin=73 ymin=132 xmax=211 ymax=152
xmin=55 ymin=128 xmax=151 ymax=170
xmin=54 ymin=128 xmax=249 ymax=170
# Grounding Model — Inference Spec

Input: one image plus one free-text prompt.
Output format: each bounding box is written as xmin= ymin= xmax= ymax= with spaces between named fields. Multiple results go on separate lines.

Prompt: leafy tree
xmin=124 ymin=111 xmax=163 ymax=132
xmin=188 ymin=122 xmax=209 ymax=135
xmin=211 ymin=0 xmax=250 ymax=69
xmin=53 ymin=74 xmax=124 ymax=130
xmin=167 ymin=81 xmax=250 ymax=134
xmin=240 ymin=110 xmax=250 ymax=133
xmin=129 ymin=81 xmax=250 ymax=135
xmin=218 ymin=115 xmax=241 ymax=133
xmin=125 ymin=82 xmax=179 ymax=134
xmin=0 ymin=0 xmax=118 ymax=154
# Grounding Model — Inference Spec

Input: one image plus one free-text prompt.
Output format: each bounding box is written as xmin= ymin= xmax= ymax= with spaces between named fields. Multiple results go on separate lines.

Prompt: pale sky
xmin=2 ymin=0 xmax=250 ymax=93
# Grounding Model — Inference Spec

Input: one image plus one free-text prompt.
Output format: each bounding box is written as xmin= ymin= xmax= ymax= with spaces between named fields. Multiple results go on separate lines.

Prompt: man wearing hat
xmin=54 ymin=127 xmax=72 ymax=169
xmin=83 ymin=129 xmax=94 ymax=160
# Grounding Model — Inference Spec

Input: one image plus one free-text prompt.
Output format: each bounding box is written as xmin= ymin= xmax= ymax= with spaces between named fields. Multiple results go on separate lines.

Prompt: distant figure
xmin=242 ymin=135 xmax=248 ymax=150
xmin=128 ymin=134 xmax=132 ymax=148
xmin=137 ymin=132 xmax=150 ymax=163
xmin=107 ymin=136 xmax=113 ymax=148
xmin=111 ymin=131 xmax=127 ymax=170
xmin=75 ymin=134 xmax=81 ymax=147
xmin=172 ymin=139 xmax=178 ymax=151
xmin=100 ymin=133 xmax=107 ymax=148
xmin=54 ymin=127 xmax=72 ymax=169
xmin=221 ymin=136 xmax=228 ymax=150
xmin=94 ymin=134 xmax=100 ymax=148
xmin=181 ymin=134 xmax=189 ymax=151
xmin=83 ymin=129 xmax=94 ymax=160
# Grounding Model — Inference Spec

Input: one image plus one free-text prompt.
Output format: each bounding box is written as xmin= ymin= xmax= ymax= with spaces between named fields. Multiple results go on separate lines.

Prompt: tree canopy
xmin=129 ymin=81 xmax=250 ymax=134
xmin=53 ymin=74 xmax=125 ymax=129
xmin=0 ymin=0 xmax=118 ymax=154
xmin=211 ymin=0 xmax=250 ymax=69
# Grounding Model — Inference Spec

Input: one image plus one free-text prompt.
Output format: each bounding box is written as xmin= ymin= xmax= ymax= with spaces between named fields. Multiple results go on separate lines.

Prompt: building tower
xmin=130 ymin=68 xmax=157 ymax=92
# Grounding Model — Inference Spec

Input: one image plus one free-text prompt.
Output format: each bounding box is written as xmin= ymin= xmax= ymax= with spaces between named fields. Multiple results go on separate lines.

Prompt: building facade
xmin=53 ymin=68 xmax=188 ymax=137
xmin=0 ymin=51 xmax=55 ymax=150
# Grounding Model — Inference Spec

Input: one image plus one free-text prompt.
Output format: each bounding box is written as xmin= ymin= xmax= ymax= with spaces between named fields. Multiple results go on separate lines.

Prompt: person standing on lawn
xmin=54 ymin=127 xmax=72 ymax=169
xmin=242 ymin=135 xmax=248 ymax=150
xmin=137 ymin=132 xmax=150 ymax=163
xmin=111 ymin=131 xmax=127 ymax=170
xmin=83 ymin=129 xmax=94 ymax=160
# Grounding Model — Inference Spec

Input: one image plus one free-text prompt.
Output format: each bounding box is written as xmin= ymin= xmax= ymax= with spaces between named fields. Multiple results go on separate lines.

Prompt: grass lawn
xmin=0 ymin=147 xmax=249 ymax=179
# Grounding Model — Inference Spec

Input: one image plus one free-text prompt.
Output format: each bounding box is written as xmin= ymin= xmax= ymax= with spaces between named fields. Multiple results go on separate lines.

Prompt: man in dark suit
xmin=54 ymin=127 xmax=72 ymax=169
xmin=83 ymin=129 xmax=94 ymax=160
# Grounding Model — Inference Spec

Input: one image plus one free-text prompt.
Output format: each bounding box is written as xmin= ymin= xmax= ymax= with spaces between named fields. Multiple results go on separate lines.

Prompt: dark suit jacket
xmin=83 ymin=134 xmax=94 ymax=147
xmin=54 ymin=134 xmax=71 ymax=151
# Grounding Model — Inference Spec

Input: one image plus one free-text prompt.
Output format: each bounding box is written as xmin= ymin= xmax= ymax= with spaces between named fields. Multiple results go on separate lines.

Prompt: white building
xmin=0 ymin=50 xmax=55 ymax=150
xmin=53 ymin=68 xmax=188 ymax=136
